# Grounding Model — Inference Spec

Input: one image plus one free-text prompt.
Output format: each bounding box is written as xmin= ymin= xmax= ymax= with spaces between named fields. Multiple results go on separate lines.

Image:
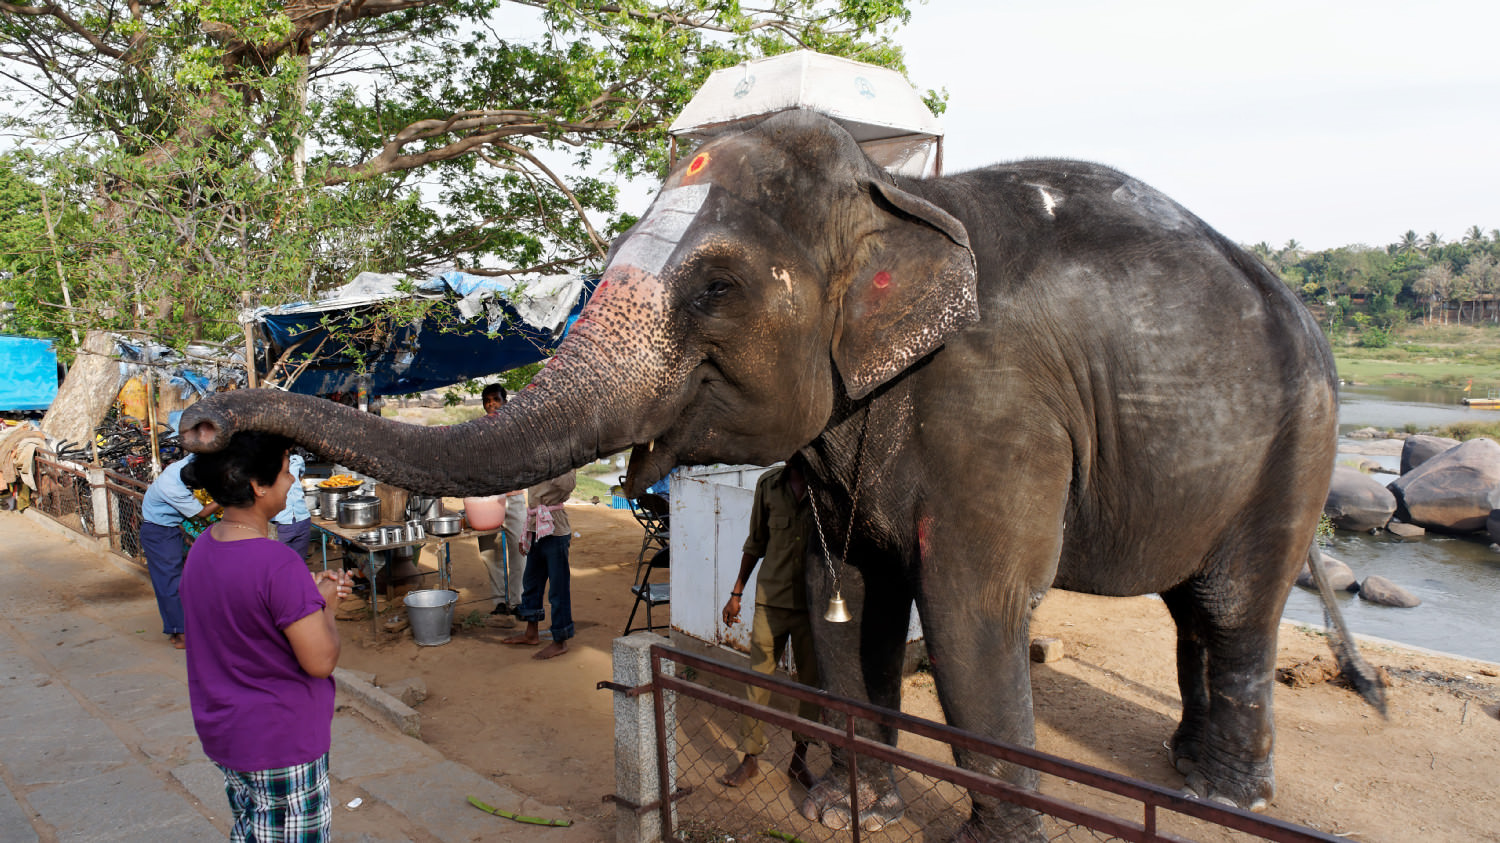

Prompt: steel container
xmin=317 ymin=487 xmax=349 ymax=517
xmin=426 ymin=514 xmax=462 ymax=536
xmin=407 ymin=495 xmax=443 ymax=522
xmin=337 ymin=495 xmax=381 ymax=528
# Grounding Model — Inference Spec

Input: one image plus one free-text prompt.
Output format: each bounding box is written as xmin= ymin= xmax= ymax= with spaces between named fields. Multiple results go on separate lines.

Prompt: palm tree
xmin=1464 ymin=225 xmax=1487 ymax=248
xmin=1422 ymin=232 xmax=1444 ymax=252
xmin=1399 ymin=230 xmax=1420 ymax=254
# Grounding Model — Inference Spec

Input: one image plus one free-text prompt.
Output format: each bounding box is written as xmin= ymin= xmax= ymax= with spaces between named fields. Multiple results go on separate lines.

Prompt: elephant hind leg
xmin=1161 ymin=576 xmax=1280 ymax=812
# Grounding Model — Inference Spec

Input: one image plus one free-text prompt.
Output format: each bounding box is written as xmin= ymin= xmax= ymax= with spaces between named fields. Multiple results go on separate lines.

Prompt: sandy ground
xmin=319 ymin=500 xmax=1500 ymax=842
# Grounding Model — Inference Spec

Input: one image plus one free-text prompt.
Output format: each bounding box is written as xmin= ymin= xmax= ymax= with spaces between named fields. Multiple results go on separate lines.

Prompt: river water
xmin=1277 ymin=383 xmax=1500 ymax=664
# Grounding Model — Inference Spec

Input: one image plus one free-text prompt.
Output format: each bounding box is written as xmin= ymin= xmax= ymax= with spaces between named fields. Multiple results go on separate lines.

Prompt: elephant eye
xmin=693 ymin=275 xmax=740 ymax=312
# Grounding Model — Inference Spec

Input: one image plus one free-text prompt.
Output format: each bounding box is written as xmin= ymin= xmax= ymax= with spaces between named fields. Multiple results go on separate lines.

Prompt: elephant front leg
xmin=799 ymin=552 xmax=911 ymax=832
xmin=920 ymin=588 xmax=1047 ymax=842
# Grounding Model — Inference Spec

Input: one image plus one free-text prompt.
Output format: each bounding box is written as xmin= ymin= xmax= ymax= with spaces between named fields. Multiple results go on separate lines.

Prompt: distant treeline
xmin=1245 ymin=227 xmax=1500 ymax=346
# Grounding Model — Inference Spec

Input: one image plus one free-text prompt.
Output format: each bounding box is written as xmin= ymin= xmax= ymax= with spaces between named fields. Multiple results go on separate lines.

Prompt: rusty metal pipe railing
xmin=647 ymin=643 xmax=1344 ymax=843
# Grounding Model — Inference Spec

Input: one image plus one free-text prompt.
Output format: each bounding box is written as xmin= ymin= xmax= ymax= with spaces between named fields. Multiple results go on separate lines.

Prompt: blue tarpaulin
xmin=0 ymin=335 xmax=59 ymax=411
xmin=253 ymin=272 xmax=598 ymax=397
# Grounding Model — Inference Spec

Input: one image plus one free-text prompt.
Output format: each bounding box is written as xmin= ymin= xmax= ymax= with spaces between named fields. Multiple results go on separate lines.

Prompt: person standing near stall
xmin=140 ymin=456 xmax=220 ymax=649
xmin=272 ymin=450 xmax=312 ymax=560
xmin=476 ymin=384 xmax=527 ymax=627
xmin=501 ymin=470 xmax=576 ymax=660
xmin=180 ymin=431 xmax=353 ymax=841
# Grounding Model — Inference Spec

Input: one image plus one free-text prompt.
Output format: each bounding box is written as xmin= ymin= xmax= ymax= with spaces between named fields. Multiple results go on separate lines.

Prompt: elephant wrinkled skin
xmin=181 ymin=110 xmax=1371 ymax=840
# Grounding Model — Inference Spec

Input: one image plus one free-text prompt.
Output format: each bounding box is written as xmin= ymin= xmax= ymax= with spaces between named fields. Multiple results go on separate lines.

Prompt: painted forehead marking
xmin=608 ymin=184 xmax=710 ymax=276
xmin=687 ymin=153 xmax=710 ymax=177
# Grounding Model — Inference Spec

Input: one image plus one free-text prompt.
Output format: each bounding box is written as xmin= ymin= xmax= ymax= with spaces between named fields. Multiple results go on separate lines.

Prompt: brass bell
xmin=824 ymin=590 xmax=852 ymax=624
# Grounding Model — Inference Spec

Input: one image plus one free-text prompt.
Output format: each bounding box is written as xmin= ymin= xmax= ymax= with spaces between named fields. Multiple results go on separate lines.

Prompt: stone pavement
xmin=0 ymin=509 xmax=598 ymax=842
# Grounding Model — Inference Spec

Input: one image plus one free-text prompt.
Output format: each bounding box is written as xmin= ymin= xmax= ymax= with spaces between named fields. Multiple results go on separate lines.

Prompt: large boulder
xmin=1324 ymin=466 xmax=1397 ymax=532
xmin=1295 ymin=553 xmax=1358 ymax=592
xmin=1387 ymin=437 xmax=1500 ymax=533
xmin=1400 ymin=434 xmax=1461 ymax=475
xmin=1358 ymin=575 xmax=1422 ymax=608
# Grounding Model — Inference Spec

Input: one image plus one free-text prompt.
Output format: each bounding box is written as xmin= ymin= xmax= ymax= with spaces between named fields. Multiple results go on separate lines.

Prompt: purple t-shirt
xmin=181 ymin=530 xmax=333 ymax=771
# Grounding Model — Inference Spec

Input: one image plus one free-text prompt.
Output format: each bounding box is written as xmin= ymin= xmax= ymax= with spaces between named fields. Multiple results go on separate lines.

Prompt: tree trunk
xmin=40 ymin=331 xmax=121 ymax=452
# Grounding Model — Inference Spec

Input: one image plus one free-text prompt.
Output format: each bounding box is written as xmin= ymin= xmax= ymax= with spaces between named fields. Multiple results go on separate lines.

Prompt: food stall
xmin=305 ymin=473 xmax=503 ymax=636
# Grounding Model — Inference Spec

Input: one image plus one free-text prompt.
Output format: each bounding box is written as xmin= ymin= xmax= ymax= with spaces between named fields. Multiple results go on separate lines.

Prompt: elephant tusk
xmin=648 ymin=439 xmax=655 ymax=452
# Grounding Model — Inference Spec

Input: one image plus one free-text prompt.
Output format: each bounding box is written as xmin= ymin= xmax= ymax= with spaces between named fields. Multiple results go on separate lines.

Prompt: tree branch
xmin=483 ymin=141 xmax=607 ymax=258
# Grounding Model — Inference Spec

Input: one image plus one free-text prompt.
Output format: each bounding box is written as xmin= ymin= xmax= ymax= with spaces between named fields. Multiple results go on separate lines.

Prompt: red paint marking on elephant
xmin=918 ymin=515 xmax=934 ymax=562
xmin=686 ymin=153 xmax=711 ymax=179
xmin=873 ymin=271 xmax=891 ymax=289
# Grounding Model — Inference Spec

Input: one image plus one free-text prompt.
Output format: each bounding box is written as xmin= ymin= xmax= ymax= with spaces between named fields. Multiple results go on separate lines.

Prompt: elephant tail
xmin=1304 ymin=544 xmax=1388 ymax=716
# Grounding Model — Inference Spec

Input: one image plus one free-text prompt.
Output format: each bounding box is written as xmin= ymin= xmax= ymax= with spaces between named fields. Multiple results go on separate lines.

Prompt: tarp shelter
xmin=251 ymin=271 xmax=597 ymax=397
xmin=0 ymin=335 xmax=59 ymax=412
xmin=668 ymin=50 xmax=944 ymax=178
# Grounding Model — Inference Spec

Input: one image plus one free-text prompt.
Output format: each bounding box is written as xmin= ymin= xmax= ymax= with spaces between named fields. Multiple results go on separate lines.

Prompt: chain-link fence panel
xmin=32 ymin=454 xmax=88 ymax=529
xmin=642 ymin=645 xmax=1343 ymax=843
xmin=104 ymin=470 xmax=148 ymax=561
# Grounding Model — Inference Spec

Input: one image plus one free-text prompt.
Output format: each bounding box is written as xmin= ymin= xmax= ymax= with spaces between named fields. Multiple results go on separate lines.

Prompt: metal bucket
xmin=403 ymin=589 xmax=458 ymax=646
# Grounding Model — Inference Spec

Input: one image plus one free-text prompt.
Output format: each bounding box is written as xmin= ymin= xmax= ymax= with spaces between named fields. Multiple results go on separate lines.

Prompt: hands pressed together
xmin=314 ymin=569 xmax=355 ymax=604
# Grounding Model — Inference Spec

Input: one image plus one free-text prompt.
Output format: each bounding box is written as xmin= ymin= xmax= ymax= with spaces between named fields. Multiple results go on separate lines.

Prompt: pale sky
xmin=896 ymin=1 xmax=1499 ymax=252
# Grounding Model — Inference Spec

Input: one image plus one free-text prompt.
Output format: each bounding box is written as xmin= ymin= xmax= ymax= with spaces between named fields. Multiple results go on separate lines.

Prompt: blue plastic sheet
xmin=0 ymin=335 xmax=59 ymax=411
xmin=256 ymin=275 xmax=598 ymax=397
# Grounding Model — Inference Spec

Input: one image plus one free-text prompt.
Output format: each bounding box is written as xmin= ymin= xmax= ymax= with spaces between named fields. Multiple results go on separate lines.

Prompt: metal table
xmin=309 ymin=516 xmax=500 ymax=635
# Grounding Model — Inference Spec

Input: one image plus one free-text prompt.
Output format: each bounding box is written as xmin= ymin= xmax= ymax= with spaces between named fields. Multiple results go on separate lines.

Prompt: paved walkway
xmin=0 ymin=509 xmax=596 ymax=842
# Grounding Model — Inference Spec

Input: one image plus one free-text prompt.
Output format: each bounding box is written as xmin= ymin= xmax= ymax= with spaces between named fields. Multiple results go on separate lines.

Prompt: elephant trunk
xmin=179 ymin=269 xmax=673 ymax=496
xmin=177 ymin=357 xmax=633 ymax=498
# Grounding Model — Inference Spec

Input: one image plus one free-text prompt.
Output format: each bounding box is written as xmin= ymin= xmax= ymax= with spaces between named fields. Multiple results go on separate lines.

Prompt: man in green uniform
xmin=719 ymin=459 xmax=819 ymax=789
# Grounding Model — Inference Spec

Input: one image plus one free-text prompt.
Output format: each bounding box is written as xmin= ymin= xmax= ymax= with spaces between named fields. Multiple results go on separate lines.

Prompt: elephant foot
xmin=799 ymin=775 xmax=905 ymax=832
xmin=1170 ymin=735 xmax=1272 ymax=812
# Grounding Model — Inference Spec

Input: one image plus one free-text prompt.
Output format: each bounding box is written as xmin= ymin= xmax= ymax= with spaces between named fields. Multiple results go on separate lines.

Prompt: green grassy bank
xmin=1334 ymin=323 xmax=1500 ymax=389
xmin=1334 ymin=323 xmax=1500 ymax=440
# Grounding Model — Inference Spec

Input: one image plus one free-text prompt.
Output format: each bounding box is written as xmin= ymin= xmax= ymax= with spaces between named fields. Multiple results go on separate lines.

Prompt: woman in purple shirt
xmin=180 ymin=432 xmax=351 ymax=842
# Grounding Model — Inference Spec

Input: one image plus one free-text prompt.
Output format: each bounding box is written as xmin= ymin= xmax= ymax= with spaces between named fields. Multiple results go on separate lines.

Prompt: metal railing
xmin=626 ymin=643 xmax=1344 ymax=843
xmin=31 ymin=452 xmax=148 ymax=564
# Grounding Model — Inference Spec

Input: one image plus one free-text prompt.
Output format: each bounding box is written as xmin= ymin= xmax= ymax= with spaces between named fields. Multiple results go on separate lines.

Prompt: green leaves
xmin=2 ymin=0 xmax=924 ymax=358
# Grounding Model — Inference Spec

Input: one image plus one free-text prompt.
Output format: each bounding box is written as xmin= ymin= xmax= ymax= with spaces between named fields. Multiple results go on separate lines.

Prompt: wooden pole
xmin=147 ymin=367 xmax=161 ymax=475
xmin=241 ymin=291 xmax=259 ymax=388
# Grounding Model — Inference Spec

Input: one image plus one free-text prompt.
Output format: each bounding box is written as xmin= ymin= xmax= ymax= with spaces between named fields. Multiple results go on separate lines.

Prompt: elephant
xmin=181 ymin=108 xmax=1382 ymax=840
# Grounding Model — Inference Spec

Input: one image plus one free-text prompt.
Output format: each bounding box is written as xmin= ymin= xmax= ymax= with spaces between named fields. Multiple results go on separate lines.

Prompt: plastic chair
xmin=623 ymin=548 xmax=671 ymax=635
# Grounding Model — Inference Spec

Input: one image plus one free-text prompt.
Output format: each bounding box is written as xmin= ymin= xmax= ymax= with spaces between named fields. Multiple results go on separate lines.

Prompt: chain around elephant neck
xmin=808 ymin=413 xmax=871 ymax=590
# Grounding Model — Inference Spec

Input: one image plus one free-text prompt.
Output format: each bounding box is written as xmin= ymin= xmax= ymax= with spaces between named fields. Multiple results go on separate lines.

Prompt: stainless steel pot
xmin=338 ymin=495 xmax=381 ymax=528
xmin=426 ymin=514 xmax=462 ymax=536
xmin=317 ymin=487 xmax=349 ymax=517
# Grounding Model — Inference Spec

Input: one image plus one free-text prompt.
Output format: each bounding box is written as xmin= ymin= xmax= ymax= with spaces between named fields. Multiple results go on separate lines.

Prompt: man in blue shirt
xmin=141 ymin=456 xmax=219 ymax=648
xmin=272 ymin=451 xmax=312 ymax=560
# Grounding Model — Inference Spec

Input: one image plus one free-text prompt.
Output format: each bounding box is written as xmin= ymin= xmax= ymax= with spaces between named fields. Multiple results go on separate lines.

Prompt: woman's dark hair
xmin=182 ymin=431 xmax=294 ymax=508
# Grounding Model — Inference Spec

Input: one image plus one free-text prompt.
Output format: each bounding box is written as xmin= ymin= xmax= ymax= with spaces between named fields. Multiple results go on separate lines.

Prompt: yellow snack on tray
xmin=319 ymin=474 xmax=361 ymax=489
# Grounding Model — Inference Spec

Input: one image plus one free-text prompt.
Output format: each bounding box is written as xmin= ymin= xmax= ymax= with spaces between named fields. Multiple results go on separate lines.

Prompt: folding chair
xmin=621 ymin=476 xmax=670 ymax=562
xmin=623 ymin=547 xmax=671 ymax=635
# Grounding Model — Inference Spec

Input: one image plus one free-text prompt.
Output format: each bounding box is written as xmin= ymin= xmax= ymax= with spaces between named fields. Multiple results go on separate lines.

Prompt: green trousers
xmin=739 ymin=603 xmax=820 ymax=756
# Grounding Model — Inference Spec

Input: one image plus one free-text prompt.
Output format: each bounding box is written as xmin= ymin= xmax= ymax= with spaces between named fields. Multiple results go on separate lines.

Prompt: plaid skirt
xmin=218 ymin=753 xmax=332 ymax=842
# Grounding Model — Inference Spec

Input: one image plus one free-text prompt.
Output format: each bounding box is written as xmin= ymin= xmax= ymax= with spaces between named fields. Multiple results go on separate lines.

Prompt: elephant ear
xmin=832 ymin=180 xmax=979 ymax=400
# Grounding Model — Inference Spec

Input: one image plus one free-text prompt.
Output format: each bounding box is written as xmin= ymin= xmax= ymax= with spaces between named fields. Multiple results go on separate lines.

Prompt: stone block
xmin=1030 ymin=636 xmax=1064 ymax=663
xmin=380 ymin=676 xmax=428 ymax=707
